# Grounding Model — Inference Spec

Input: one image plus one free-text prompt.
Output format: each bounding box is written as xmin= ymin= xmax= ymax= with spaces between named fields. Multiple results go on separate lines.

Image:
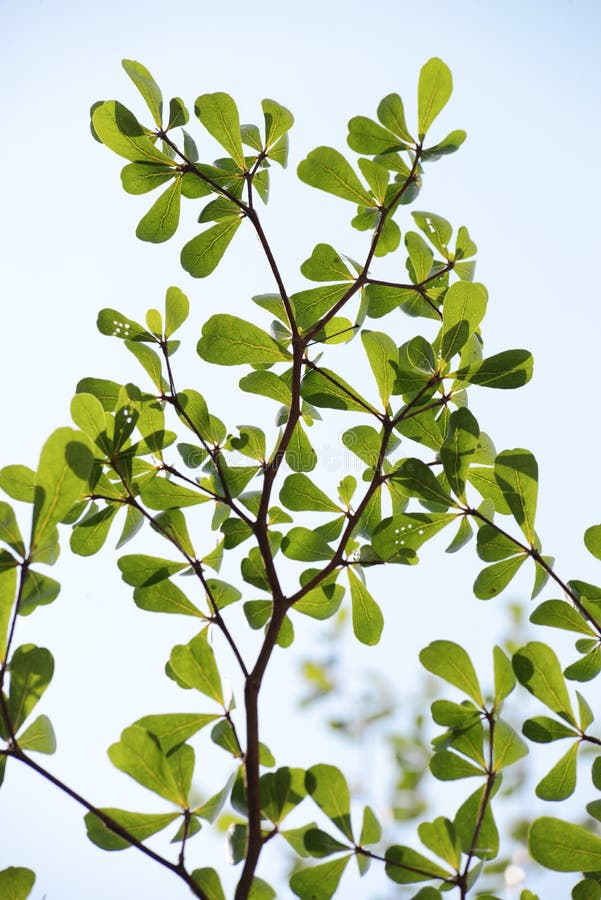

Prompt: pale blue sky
xmin=1 ymin=1 xmax=600 ymax=898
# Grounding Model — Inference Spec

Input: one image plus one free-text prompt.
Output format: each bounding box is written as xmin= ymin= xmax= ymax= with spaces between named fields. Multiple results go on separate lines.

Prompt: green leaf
xmin=440 ymin=407 xmax=480 ymax=499
xmin=211 ymin=720 xmax=241 ymax=757
xmin=418 ymin=817 xmax=461 ymax=870
xmin=0 ymin=502 xmax=25 ymax=556
xmin=164 ymin=286 xmax=189 ymax=337
xmin=420 ymin=641 xmax=483 ymax=705
xmin=473 ymin=555 xmax=527 ymax=600
xmin=493 ymin=645 xmax=516 ymax=706
xmin=522 ymin=716 xmax=579 ymax=743
xmin=391 ymin=458 xmax=454 ymax=508
xmin=195 ymin=773 xmax=236 ymax=823
xmin=168 ymin=630 xmax=224 ymax=705
xmin=494 ymin=449 xmax=538 ymax=543
xmin=412 ymin=212 xmax=452 ymax=257
xmin=135 ymin=178 xmax=181 ymax=243
xmin=572 ymin=881 xmax=601 ymax=900
xmin=417 ymin=58 xmax=453 ymax=139
xmin=197 ymin=314 xmax=291 ymax=366
xmin=305 ymin=764 xmax=353 ymax=840
xmin=70 ymin=504 xmax=117 ymax=556
xmin=422 ymin=130 xmax=467 ymax=161
xmin=0 ymin=557 xmax=17 ymax=660
xmin=476 ymin=525 xmax=523 ymax=562
xmin=108 ymin=725 xmax=184 ymax=804
xmin=290 ymin=856 xmax=350 ymax=900
xmin=584 ymin=525 xmax=601 ymax=560
xmin=372 ymin=512 xmax=454 ymax=562
xmin=304 ymin=827 xmax=351 ymax=858
xmin=0 ymin=867 xmax=36 ymax=899
xmin=405 ymin=232 xmax=433 ymax=283
xmin=134 ymin=580 xmax=202 ymax=618
xmin=85 ymin=807 xmax=178 ymax=851
xmin=122 ymin=59 xmax=163 ymax=127
xmin=141 ymin=477 xmax=210 ymax=510
xmin=359 ymin=806 xmax=381 ymax=846
xmin=440 ymin=282 xmax=487 ymax=362
xmin=241 ymin=547 xmax=270 ymax=592
xmin=262 ymin=97 xmax=294 ymax=146
xmin=301 ymin=367 xmax=378 ymax=414
xmin=341 ymin=425 xmax=381 ymax=467
xmin=191 ymin=868 xmax=226 ymax=900
xmin=17 ymin=714 xmax=56 ymax=754
xmin=297 ymin=146 xmax=374 ymax=206
xmin=454 ymin=350 xmax=533 ymax=389
xmin=240 ymin=370 xmax=292 ymax=405
xmin=564 ymin=650 xmax=601 ymax=682
xmin=492 ymin=719 xmax=528 ymax=771
xmin=249 ymin=877 xmax=276 ymax=900
xmin=195 ymin=92 xmax=245 ymax=168
xmin=93 ymin=101 xmax=174 ymax=164
xmin=118 ymin=554 xmax=187 ymax=588
xmin=429 ymin=750 xmax=484 ymax=781
xmin=181 ymin=218 xmax=242 ymax=278
xmin=529 ymin=817 xmax=601 ymax=872
xmin=535 ymin=742 xmax=578 ymax=800
xmin=8 ymin=644 xmax=54 ymax=731
xmin=378 ymin=93 xmax=413 ymax=142
xmin=347 ymin=116 xmax=404 ymax=155
xmin=281 ymin=527 xmax=334 ymax=562
xmin=134 ymin=712 xmax=218 ymax=753
xmin=280 ymin=474 xmax=341 ymax=513
xmin=300 ymin=243 xmax=353 ymax=283
xmin=31 ymin=428 xmax=94 ymax=551
xmin=385 ymin=844 xmax=452 ymax=884
xmin=121 ymin=161 xmax=174 ymax=195
xmin=358 ymin=158 xmax=389 ymax=203
xmin=293 ymin=581 xmax=344 ymax=621
xmin=348 ymin=567 xmax=384 ymax=646
xmin=454 ymin=783 xmax=499 ymax=859
xmin=0 ymin=465 xmax=36 ymax=502
xmin=361 ymin=330 xmax=398 ymax=407
xmin=512 ymin=642 xmax=575 ymax=724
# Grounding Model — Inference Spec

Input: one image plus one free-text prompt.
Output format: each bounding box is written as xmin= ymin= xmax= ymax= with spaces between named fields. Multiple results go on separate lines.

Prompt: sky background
xmin=1 ymin=1 xmax=600 ymax=897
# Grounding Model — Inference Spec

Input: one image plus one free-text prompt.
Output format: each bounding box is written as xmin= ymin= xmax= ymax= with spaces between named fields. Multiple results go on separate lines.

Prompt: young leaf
xmin=195 ymin=93 xmax=245 ymax=168
xmin=348 ymin=567 xmax=384 ymax=646
xmin=420 ymin=641 xmax=484 ymax=705
xmin=529 ymin=817 xmax=601 ymax=872
xmin=417 ymin=58 xmax=453 ymax=139
xmin=197 ymin=314 xmax=291 ymax=366
xmin=297 ymin=146 xmax=374 ymax=206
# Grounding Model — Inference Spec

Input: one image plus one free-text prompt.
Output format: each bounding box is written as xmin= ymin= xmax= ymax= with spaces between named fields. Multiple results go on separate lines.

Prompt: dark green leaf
xmin=522 ymin=716 xmax=579 ymax=743
xmin=372 ymin=512 xmax=454 ymax=562
xmin=304 ymin=827 xmax=351 ymax=858
xmin=385 ymin=844 xmax=451 ymax=884
xmin=455 ymin=350 xmax=533 ymax=389
xmin=440 ymin=407 xmax=480 ymax=499
xmin=422 ymin=130 xmax=467 ymax=161
xmin=391 ymin=458 xmax=455 ymax=508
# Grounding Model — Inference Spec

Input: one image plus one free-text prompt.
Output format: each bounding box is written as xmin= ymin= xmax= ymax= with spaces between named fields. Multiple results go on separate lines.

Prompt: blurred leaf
xmin=0 ymin=867 xmax=36 ymax=899
xmin=191 ymin=868 xmax=226 ymax=900
xmin=17 ymin=714 xmax=56 ymax=754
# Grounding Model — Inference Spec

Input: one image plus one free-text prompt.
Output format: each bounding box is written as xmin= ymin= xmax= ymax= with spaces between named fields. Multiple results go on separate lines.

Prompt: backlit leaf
xmin=198 ymin=314 xmax=291 ymax=366
xmin=298 ymin=146 xmax=374 ymax=206
xmin=417 ymin=58 xmax=453 ymax=139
